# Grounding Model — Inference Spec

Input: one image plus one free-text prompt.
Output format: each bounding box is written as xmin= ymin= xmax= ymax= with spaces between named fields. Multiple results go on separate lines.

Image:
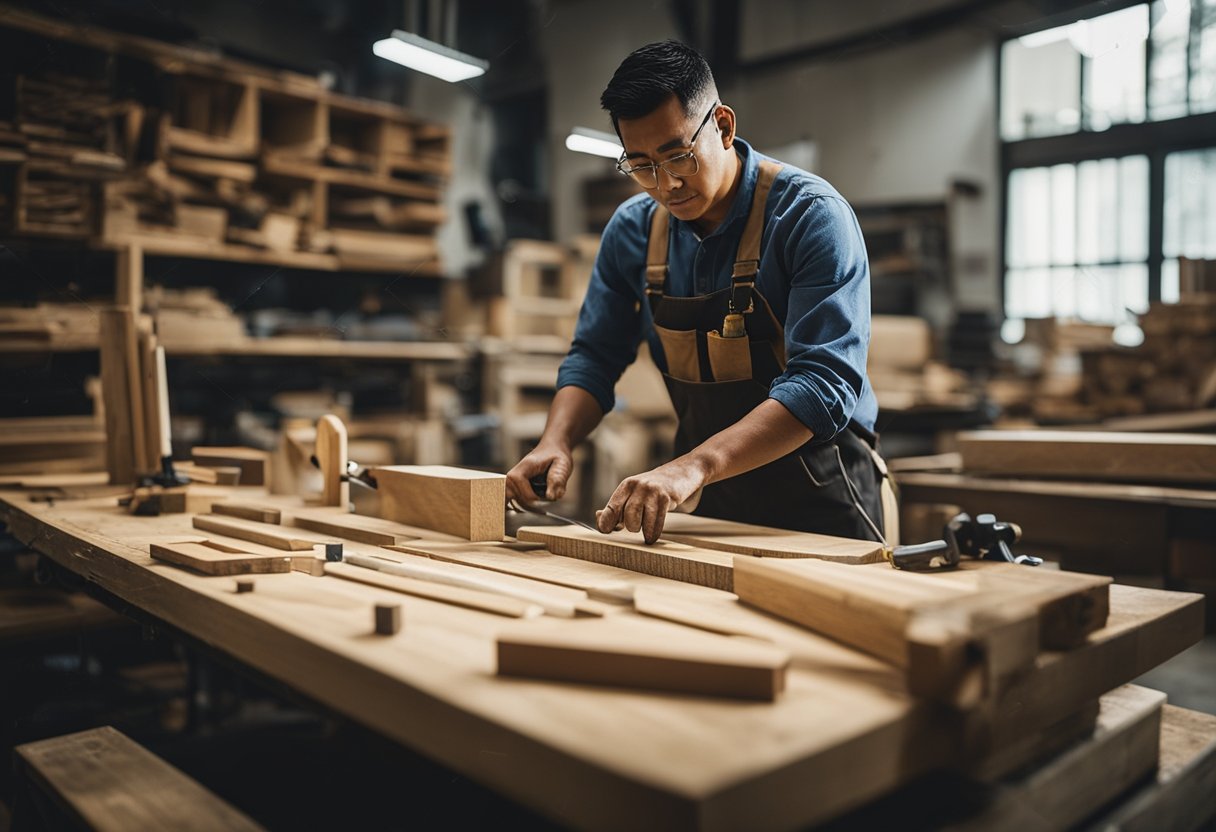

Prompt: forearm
xmin=538 ymin=385 xmax=606 ymax=451
xmin=683 ymin=398 xmax=814 ymax=486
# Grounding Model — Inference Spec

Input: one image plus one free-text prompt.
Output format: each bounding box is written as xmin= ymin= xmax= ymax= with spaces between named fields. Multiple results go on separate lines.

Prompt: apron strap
xmin=645 ymin=205 xmax=670 ymax=300
xmin=730 ymin=159 xmax=782 ymax=314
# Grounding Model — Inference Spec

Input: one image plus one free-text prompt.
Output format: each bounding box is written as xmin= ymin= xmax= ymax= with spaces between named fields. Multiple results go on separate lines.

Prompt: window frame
xmin=998 ymin=0 xmax=1216 ymax=321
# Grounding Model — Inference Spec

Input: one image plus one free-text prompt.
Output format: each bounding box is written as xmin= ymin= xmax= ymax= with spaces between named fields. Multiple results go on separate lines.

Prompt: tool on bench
xmin=887 ymin=512 xmax=1043 ymax=571
xmin=308 ymin=455 xmax=379 ymax=490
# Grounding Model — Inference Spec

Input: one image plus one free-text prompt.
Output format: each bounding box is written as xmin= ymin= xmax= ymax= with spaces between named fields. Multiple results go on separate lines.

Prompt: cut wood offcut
xmin=372 ymin=465 xmax=505 ymax=541
xmin=733 ymin=557 xmax=1074 ymax=707
xmin=496 ymin=617 xmax=790 ymax=701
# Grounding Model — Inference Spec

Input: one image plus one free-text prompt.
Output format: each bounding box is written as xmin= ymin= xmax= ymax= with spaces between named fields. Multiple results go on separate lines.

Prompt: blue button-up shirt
xmin=556 ymin=138 xmax=878 ymax=443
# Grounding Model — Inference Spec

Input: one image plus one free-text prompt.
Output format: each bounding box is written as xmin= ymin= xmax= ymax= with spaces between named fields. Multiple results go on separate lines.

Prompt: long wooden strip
xmin=516 ymin=525 xmax=734 ymax=591
xmin=192 ymin=514 xmax=326 ymax=551
xmin=293 ymin=511 xmax=419 ymax=546
xmin=660 ymin=513 xmax=885 ymax=563
xmin=149 ymin=542 xmax=290 ymax=575
xmin=324 ymin=561 xmax=542 ymax=618
xmin=496 ymin=617 xmax=791 ymax=701
xmin=343 ymin=552 xmax=585 ymax=618
xmin=211 ymin=502 xmax=281 ymax=524
xmin=733 ymin=556 xmax=1041 ymax=705
xmin=386 ymin=539 xmax=636 ymax=602
xmin=958 ymin=429 xmax=1216 ymax=484
xmin=632 ymin=587 xmax=775 ymax=641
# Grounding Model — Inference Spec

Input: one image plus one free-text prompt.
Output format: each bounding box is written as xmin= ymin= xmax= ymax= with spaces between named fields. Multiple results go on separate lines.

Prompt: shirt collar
xmin=670 ymin=137 xmax=759 ymax=242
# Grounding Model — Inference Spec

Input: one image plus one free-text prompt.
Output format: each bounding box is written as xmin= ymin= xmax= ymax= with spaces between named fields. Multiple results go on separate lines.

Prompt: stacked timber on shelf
xmin=0 ymin=7 xmax=450 ymax=273
xmin=866 ymin=314 xmax=975 ymax=412
xmin=0 ymin=303 xmax=102 ymax=351
xmin=144 ymin=285 xmax=245 ymax=351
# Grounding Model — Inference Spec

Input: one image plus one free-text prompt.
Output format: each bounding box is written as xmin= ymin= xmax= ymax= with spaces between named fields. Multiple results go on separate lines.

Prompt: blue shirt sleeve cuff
xmin=556 ymin=369 xmax=614 ymax=415
xmin=768 ymin=378 xmax=844 ymax=442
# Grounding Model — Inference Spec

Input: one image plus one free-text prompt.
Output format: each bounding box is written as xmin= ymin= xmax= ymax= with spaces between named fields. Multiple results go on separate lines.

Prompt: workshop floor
xmin=1135 ymin=632 xmax=1216 ymax=716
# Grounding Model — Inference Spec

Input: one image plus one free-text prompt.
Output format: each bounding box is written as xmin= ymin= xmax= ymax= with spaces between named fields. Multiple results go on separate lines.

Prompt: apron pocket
xmin=654 ymin=323 xmax=700 ymax=382
xmin=706 ymin=330 xmax=753 ymax=382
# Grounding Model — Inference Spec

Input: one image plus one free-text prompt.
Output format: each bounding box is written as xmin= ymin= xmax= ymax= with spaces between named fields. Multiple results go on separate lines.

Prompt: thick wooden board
xmin=958 ymin=430 xmax=1216 ymax=484
xmin=1081 ymin=703 xmax=1216 ymax=831
xmin=293 ymin=510 xmax=420 ymax=546
xmin=496 ymin=617 xmax=791 ymax=701
xmin=373 ymin=465 xmax=505 ymax=541
xmin=149 ymin=541 xmax=291 ymax=576
xmin=733 ymin=556 xmax=1040 ymax=705
xmin=192 ymin=514 xmax=329 ymax=551
xmin=660 ymin=513 xmax=886 ymax=563
xmin=325 ymin=561 xmax=542 ymax=619
xmin=15 ymin=727 xmax=264 ymax=832
xmin=516 ymin=525 xmax=735 ymax=590
xmin=315 ymin=415 xmax=348 ymax=508
xmin=190 ymin=446 xmax=269 ymax=487
xmin=98 ymin=308 xmax=135 ymax=485
xmin=211 ymin=502 xmax=281 ymax=524
xmin=0 ymin=492 xmax=1204 ymax=832
xmin=387 ymin=539 xmax=636 ymax=602
xmin=945 ymin=685 xmax=1164 ymax=832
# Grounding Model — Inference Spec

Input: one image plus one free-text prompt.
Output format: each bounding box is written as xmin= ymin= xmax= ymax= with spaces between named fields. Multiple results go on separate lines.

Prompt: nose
xmin=657 ymin=166 xmax=684 ymax=198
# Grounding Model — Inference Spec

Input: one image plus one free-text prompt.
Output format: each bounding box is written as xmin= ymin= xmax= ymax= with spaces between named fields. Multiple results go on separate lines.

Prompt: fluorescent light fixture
xmin=373 ymin=30 xmax=488 ymax=83
xmin=565 ymin=127 xmax=623 ymax=159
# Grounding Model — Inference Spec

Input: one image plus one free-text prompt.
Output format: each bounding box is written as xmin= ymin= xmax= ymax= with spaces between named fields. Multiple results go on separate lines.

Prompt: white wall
xmin=542 ymin=0 xmax=1002 ymax=312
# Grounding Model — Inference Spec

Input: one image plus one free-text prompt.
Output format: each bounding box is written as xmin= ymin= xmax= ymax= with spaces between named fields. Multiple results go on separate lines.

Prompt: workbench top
xmin=0 ymin=490 xmax=1204 ymax=831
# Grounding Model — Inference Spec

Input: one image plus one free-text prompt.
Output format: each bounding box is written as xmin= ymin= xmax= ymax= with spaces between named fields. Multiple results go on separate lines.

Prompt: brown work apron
xmin=645 ymin=160 xmax=897 ymax=543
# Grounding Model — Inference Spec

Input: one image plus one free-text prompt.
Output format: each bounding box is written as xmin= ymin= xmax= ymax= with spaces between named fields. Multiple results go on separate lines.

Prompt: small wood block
xmin=211 ymin=502 xmax=281 ymax=524
xmin=373 ymin=465 xmax=505 ymax=541
xmin=235 ymin=579 xmax=255 ymax=593
xmin=190 ymin=446 xmax=270 ymax=486
xmin=324 ymin=561 xmax=542 ymax=618
xmin=515 ymin=525 xmax=734 ymax=590
xmin=14 ymin=727 xmax=264 ymax=832
xmin=495 ymin=617 xmax=790 ymax=701
xmin=660 ymin=513 xmax=886 ymax=563
xmin=191 ymin=514 xmax=326 ymax=551
xmin=149 ymin=542 xmax=290 ymax=576
xmin=374 ymin=603 xmax=401 ymax=635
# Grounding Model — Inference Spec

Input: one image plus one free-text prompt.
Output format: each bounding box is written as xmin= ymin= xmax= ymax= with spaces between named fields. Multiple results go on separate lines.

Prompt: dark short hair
xmin=600 ymin=40 xmax=716 ymax=132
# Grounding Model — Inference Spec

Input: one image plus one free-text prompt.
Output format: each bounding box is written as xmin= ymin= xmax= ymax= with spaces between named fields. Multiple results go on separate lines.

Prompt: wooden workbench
xmin=0 ymin=490 xmax=1205 ymax=831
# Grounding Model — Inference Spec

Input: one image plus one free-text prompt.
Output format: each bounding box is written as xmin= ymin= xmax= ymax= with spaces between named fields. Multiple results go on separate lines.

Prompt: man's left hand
xmin=595 ymin=456 xmax=709 ymax=544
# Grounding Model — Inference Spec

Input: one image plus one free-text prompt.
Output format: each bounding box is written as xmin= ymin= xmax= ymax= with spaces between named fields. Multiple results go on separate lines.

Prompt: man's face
xmin=617 ymin=94 xmax=735 ymax=224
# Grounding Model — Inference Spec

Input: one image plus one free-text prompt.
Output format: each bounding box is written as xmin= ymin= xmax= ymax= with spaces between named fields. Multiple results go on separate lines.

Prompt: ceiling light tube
xmin=565 ymin=127 xmax=623 ymax=159
xmin=373 ymin=30 xmax=488 ymax=83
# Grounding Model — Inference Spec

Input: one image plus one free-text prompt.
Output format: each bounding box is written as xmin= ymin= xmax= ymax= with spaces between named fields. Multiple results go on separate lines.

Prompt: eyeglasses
xmin=615 ymin=102 xmax=720 ymax=189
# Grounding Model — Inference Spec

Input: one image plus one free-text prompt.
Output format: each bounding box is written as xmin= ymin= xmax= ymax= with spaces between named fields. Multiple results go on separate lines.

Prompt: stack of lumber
xmin=0 ymin=303 xmax=102 ymax=351
xmin=144 ymin=285 xmax=245 ymax=351
xmin=867 ymin=315 xmax=975 ymax=411
xmin=0 ymin=8 xmax=449 ymax=271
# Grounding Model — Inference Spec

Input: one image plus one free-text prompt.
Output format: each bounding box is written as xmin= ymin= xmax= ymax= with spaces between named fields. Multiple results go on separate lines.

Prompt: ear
xmin=717 ymin=104 xmax=737 ymax=150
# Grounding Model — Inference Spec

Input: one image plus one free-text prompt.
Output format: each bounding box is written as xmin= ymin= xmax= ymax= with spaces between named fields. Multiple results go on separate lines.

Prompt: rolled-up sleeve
xmin=556 ymin=206 xmax=646 ymax=414
xmin=767 ymin=194 xmax=870 ymax=442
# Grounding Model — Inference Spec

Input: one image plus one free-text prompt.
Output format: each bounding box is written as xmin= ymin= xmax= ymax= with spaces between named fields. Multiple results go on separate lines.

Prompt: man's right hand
xmin=506 ymin=442 xmax=574 ymax=505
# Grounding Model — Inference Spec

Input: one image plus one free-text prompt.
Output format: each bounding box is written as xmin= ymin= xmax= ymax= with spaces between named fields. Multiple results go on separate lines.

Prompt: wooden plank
xmin=733 ymin=557 xmax=1041 ymax=705
xmin=496 ymin=617 xmax=791 ymax=701
xmin=944 ymin=685 xmax=1164 ymax=832
xmin=632 ymin=587 xmax=777 ymax=641
xmin=958 ymin=430 xmax=1216 ymax=485
xmin=344 ymin=551 xmax=588 ymax=618
xmin=98 ymin=308 xmax=135 ymax=484
xmin=373 ymin=465 xmax=505 ymax=541
xmin=15 ymin=726 xmax=264 ymax=832
xmin=1081 ymin=703 xmax=1216 ymax=831
xmin=516 ymin=525 xmax=735 ymax=591
xmin=386 ymin=538 xmax=637 ymax=602
xmin=660 ymin=513 xmax=886 ymax=563
xmin=294 ymin=511 xmax=419 ymax=546
xmin=136 ymin=324 xmax=162 ymax=471
xmin=149 ymin=541 xmax=291 ymax=576
xmin=211 ymin=502 xmax=281 ymax=524
xmin=316 ymin=415 xmax=348 ymax=508
xmin=191 ymin=514 xmax=328 ymax=551
xmin=324 ymin=561 xmax=542 ymax=619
